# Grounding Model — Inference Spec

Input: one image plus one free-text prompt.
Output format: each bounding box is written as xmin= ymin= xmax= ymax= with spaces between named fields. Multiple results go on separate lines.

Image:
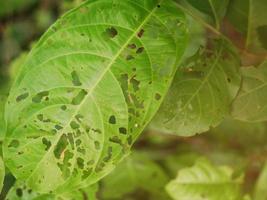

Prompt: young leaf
xmin=227 ymin=0 xmax=267 ymax=53
xmin=166 ymin=158 xmax=243 ymax=200
xmin=3 ymin=0 xmax=187 ymax=194
xmin=150 ymin=40 xmax=241 ymax=136
xmin=231 ymin=61 xmax=267 ymax=122
xmin=254 ymin=162 xmax=267 ymax=200
xmin=0 ymin=157 xmax=4 ymax=192
xmin=100 ymin=152 xmax=170 ymax=200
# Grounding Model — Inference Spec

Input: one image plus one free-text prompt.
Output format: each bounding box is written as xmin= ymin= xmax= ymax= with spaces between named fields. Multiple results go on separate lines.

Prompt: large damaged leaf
xmin=3 ymin=0 xmax=187 ymax=194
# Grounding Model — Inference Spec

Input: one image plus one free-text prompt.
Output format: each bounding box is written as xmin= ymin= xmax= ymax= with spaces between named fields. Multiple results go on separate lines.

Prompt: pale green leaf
xmin=254 ymin=162 xmax=267 ymax=200
xmin=100 ymin=152 xmax=170 ymax=200
xmin=3 ymin=0 xmax=187 ymax=194
xmin=150 ymin=40 xmax=241 ymax=136
xmin=166 ymin=158 xmax=243 ymax=200
xmin=231 ymin=61 xmax=267 ymax=122
xmin=227 ymin=0 xmax=267 ymax=53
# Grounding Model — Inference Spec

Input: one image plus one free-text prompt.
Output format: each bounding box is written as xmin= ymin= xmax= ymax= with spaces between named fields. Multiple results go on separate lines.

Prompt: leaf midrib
xmin=25 ymin=0 xmax=164 ymax=185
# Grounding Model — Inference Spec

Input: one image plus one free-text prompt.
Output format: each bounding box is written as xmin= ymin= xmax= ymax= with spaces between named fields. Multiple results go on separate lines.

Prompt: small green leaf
xmin=3 ymin=0 xmax=187 ymax=194
xmin=231 ymin=61 xmax=267 ymax=122
xmin=166 ymin=158 xmax=243 ymax=200
xmin=100 ymin=152 xmax=170 ymax=200
xmin=151 ymin=40 xmax=241 ymax=136
xmin=254 ymin=162 xmax=267 ymax=200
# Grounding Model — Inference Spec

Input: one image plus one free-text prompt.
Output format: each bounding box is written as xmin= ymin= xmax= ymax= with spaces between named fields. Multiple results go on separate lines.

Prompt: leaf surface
xmin=177 ymin=0 xmax=229 ymax=29
xmin=166 ymin=158 xmax=243 ymax=200
xmin=151 ymin=40 xmax=241 ymax=136
xmin=227 ymin=0 xmax=267 ymax=53
xmin=3 ymin=0 xmax=187 ymax=194
xmin=231 ymin=61 xmax=267 ymax=122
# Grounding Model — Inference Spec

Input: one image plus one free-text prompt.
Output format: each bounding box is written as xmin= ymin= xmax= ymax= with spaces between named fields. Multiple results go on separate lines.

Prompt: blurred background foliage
xmin=0 ymin=0 xmax=267 ymax=199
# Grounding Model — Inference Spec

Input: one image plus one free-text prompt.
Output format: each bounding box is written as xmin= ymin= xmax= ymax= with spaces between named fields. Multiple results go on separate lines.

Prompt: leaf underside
xmin=3 ymin=0 xmax=187 ymax=194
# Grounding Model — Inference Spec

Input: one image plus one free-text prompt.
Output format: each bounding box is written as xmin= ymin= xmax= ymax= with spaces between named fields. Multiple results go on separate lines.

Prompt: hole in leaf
xmin=136 ymin=47 xmax=144 ymax=54
xmin=155 ymin=93 xmax=161 ymax=101
xmin=128 ymin=44 xmax=137 ymax=49
xmin=54 ymin=134 xmax=68 ymax=159
xmin=61 ymin=105 xmax=67 ymax=111
xmin=70 ymin=121 xmax=80 ymax=129
xmin=16 ymin=188 xmax=23 ymax=197
xmin=16 ymin=92 xmax=29 ymax=102
xmin=72 ymin=89 xmax=88 ymax=105
xmin=71 ymin=71 xmax=82 ymax=86
xmin=119 ymin=127 xmax=127 ymax=135
xmin=137 ymin=29 xmax=145 ymax=38
xmin=126 ymin=55 xmax=135 ymax=61
xmin=55 ymin=125 xmax=63 ymax=130
xmin=109 ymin=115 xmax=116 ymax=124
xmin=32 ymin=91 xmax=49 ymax=103
xmin=42 ymin=138 xmax=51 ymax=151
xmin=104 ymin=27 xmax=118 ymax=38
xmin=8 ymin=140 xmax=20 ymax=148
xmin=109 ymin=136 xmax=122 ymax=144
xmin=77 ymin=157 xmax=84 ymax=169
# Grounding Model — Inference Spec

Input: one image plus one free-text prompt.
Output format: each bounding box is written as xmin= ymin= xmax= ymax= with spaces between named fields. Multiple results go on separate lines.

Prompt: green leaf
xmin=100 ymin=152 xmax=170 ymax=200
xmin=177 ymin=0 xmax=229 ymax=29
xmin=226 ymin=0 xmax=267 ymax=53
xmin=5 ymin=182 xmax=98 ymax=200
xmin=166 ymin=158 xmax=243 ymax=200
xmin=0 ymin=52 xmax=27 ymax=141
xmin=3 ymin=0 xmax=187 ymax=194
xmin=254 ymin=162 xmax=267 ymax=200
xmin=6 ymin=182 xmax=55 ymax=200
xmin=150 ymin=39 xmax=241 ymax=136
xmin=0 ymin=157 xmax=4 ymax=192
xmin=231 ymin=61 xmax=267 ymax=122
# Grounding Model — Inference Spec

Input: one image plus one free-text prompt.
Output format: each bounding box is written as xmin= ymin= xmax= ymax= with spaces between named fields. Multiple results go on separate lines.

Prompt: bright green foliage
xmin=151 ymin=40 xmax=241 ymax=136
xmin=6 ymin=182 xmax=98 ymax=200
xmin=227 ymin=0 xmax=267 ymax=52
xmin=100 ymin=152 xmax=170 ymax=200
xmin=254 ymin=162 xmax=267 ymax=200
xmin=166 ymin=158 xmax=243 ymax=200
xmin=0 ymin=157 xmax=4 ymax=192
xmin=232 ymin=61 xmax=267 ymax=122
xmin=3 ymin=0 xmax=187 ymax=194
xmin=0 ymin=0 xmax=38 ymax=18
